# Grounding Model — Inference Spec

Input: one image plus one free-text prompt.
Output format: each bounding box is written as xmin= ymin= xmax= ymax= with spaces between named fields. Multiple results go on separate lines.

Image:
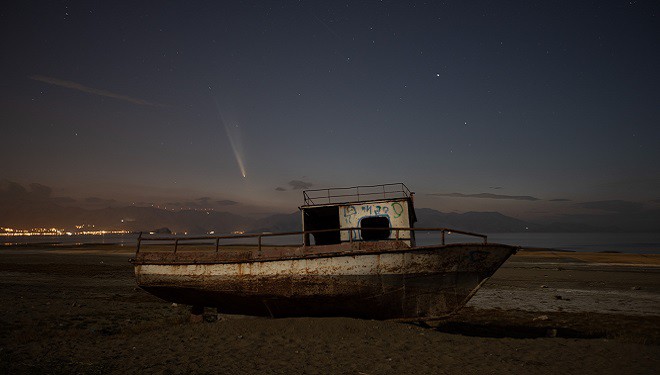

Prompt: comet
xmin=224 ymin=121 xmax=247 ymax=178
xmin=214 ymin=99 xmax=247 ymax=178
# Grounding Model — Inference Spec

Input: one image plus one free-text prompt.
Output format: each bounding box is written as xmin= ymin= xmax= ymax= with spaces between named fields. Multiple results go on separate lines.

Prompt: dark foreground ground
xmin=0 ymin=246 xmax=658 ymax=374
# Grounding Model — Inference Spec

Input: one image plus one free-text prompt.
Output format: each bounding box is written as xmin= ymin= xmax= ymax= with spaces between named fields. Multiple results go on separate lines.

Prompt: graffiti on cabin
xmin=342 ymin=202 xmax=406 ymax=224
xmin=339 ymin=200 xmax=411 ymax=243
xmin=391 ymin=202 xmax=404 ymax=218
xmin=342 ymin=205 xmax=358 ymax=224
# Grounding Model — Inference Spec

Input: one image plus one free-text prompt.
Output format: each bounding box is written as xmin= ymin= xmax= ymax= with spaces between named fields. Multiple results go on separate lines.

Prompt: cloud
xmin=489 ymin=186 xmax=503 ymax=190
xmin=288 ymin=180 xmax=313 ymax=190
xmin=549 ymin=198 xmax=572 ymax=202
xmin=29 ymin=183 xmax=52 ymax=198
xmin=600 ymin=176 xmax=660 ymax=191
xmin=0 ymin=180 xmax=53 ymax=201
xmin=275 ymin=187 xmax=286 ymax=192
xmin=216 ymin=199 xmax=238 ymax=206
xmin=0 ymin=181 xmax=89 ymax=207
xmin=430 ymin=192 xmax=540 ymax=201
xmin=0 ymin=180 xmax=28 ymax=196
xmin=29 ymin=75 xmax=162 ymax=107
xmin=577 ymin=200 xmax=644 ymax=214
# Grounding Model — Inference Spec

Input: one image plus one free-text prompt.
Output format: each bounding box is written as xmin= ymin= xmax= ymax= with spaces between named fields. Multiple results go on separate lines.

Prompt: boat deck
xmin=133 ymin=226 xmax=489 ymax=264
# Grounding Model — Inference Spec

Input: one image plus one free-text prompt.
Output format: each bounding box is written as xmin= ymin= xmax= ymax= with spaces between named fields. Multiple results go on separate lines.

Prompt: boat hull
xmin=133 ymin=243 xmax=516 ymax=320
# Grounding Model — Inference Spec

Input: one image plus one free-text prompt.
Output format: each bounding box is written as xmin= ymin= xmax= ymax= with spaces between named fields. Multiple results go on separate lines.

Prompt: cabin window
xmin=360 ymin=216 xmax=391 ymax=241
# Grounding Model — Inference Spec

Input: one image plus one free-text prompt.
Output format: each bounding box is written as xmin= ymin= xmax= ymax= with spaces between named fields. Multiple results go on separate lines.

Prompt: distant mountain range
xmin=1 ymin=180 xmax=657 ymax=233
xmin=2 ymin=199 xmax=654 ymax=234
xmin=253 ymin=208 xmax=619 ymax=234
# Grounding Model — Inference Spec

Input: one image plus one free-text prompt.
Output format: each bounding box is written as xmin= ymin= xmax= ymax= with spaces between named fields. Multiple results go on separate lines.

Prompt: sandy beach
xmin=1 ymin=246 xmax=658 ymax=374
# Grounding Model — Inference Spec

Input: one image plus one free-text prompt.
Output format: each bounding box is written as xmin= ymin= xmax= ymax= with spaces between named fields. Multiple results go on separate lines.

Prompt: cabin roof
xmin=301 ymin=183 xmax=413 ymax=208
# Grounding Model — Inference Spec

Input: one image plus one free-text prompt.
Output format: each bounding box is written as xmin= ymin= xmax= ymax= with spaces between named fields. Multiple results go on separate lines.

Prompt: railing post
xmin=136 ymin=232 xmax=142 ymax=254
xmin=258 ymin=235 xmax=262 ymax=256
xmin=174 ymin=239 xmax=179 ymax=253
xmin=349 ymin=229 xmax=353 ymax=244
xmin=395 ymin=229 xmax=399 ymax=240
xmin=441 ymin=230 xmax=445 ymax=246
xmin=215 ymin=237 xmax=220 ymax=252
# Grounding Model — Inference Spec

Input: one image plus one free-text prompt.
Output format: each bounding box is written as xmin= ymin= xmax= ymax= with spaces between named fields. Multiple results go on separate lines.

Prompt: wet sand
xmin=1 ymin=246 xmax=658 ymax=374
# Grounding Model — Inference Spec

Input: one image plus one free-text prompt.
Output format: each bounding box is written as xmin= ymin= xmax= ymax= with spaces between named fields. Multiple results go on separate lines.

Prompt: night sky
xmin=1 ymin=1 xmax=658 ymax=220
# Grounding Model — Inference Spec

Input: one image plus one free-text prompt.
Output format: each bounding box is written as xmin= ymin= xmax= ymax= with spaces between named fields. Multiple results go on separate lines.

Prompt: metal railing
xmin=302 ymin=183 xmax=412 ymax=206
xmin=136 ymin=226 xmax=487 ymax=254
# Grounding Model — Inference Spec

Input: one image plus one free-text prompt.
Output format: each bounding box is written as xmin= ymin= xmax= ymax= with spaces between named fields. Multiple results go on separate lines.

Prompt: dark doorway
xmin=303 ymin=206 xmax=340 ymax=245
xmin=360 ymin=216 xmax=391 ymax=241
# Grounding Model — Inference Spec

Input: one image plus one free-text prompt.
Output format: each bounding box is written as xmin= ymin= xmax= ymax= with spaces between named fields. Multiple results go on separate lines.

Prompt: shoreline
xmin=4 ymin=231 xmax=660 ymax=255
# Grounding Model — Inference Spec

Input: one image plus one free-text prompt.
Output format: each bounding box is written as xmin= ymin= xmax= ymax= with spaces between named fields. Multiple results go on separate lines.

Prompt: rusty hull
xmin=132 ymin=243 xmax=516 ymax=320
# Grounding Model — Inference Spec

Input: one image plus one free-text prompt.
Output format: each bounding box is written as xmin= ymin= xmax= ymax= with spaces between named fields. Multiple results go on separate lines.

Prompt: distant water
xmin=417 ymin=232 xmax=660 ymax=254
xmin=2 ymin=232 xmax=660 ymax=254
xmin=1 ymin=233 xmax=139 ymax=247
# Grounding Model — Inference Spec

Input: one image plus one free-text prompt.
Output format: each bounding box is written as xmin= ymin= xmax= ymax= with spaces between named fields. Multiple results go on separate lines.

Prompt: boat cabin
xmin=300 ymin=183 xmax=417 ymax=247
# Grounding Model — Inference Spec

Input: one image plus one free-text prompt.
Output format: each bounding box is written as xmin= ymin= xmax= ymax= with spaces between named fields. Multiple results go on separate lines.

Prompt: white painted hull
xmin=134 ymin=243 xmax=516 ymax=320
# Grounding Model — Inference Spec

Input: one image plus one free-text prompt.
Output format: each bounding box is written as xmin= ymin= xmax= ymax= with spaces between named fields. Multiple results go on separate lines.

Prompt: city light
xmin=0 ymin=226 xmax=131 ymax=237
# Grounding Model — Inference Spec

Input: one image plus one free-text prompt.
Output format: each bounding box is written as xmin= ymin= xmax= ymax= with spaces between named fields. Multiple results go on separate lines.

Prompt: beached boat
xmin=131 ymin=183 xmax=517 ymax=320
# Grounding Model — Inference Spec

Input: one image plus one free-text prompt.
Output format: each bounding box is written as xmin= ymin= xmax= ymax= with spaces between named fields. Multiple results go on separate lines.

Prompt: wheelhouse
xmin=300 ymin=183 xmax=417 ymax=247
